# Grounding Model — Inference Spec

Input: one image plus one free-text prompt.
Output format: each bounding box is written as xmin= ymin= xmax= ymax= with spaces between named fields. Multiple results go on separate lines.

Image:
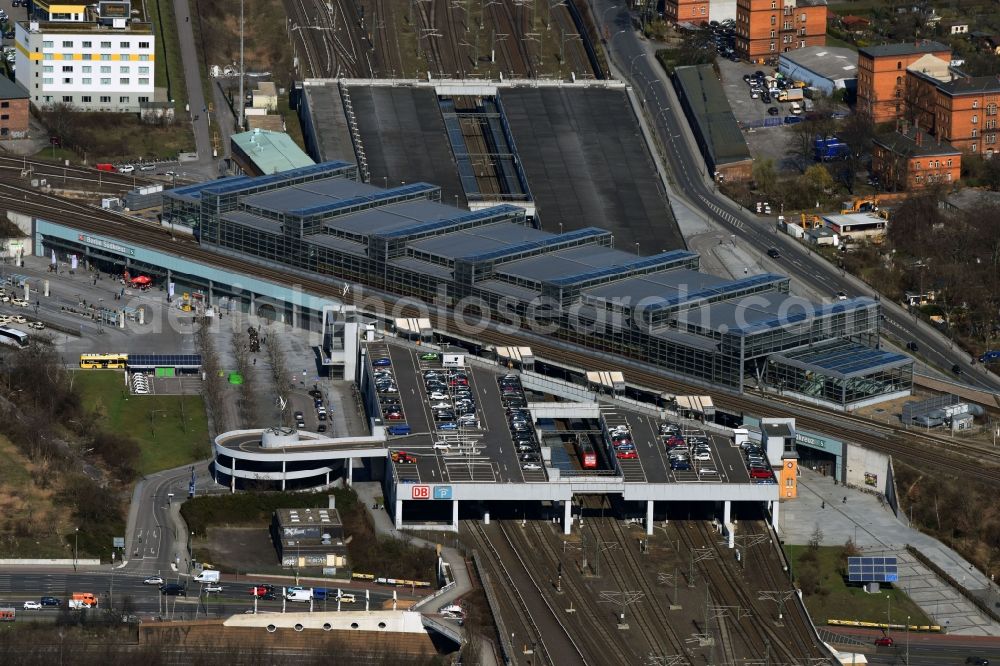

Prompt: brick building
xmin=0 ymin=77 xmax=30 ymax=138
xmin=872 ymin=127 xmax=961 ymax=191
xmin=664 ymin=0 xmax=710 ymax=24
xmin=856 ymin=41 xmax=951 ymax=124
xmin=933 ymin=77 xmax=1000 ymax=158
xmin=735 ymin=0 xmax=828 ymax=62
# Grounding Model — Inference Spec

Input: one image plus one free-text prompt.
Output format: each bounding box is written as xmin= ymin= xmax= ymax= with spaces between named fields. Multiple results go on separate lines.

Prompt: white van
xmin=336 ymin=592 xmax=356 ymax=603
xmin=193 ymin=569 xmax=219 ymax=583
xmin=789 ymin=102 xmax=802 ymax=115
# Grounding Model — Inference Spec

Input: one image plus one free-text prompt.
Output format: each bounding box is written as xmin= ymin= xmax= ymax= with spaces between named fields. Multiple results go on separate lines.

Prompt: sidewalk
xmin=781 ymin=468 xmax=1000 ymax=635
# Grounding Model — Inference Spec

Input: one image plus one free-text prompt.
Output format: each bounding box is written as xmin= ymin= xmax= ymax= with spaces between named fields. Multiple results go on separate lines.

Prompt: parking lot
xmin=714 ymin=58 xmax=804 ymax=172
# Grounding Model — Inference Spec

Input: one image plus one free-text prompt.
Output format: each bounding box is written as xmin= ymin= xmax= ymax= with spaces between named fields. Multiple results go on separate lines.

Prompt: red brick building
xmin=0 ymin=77 xmax=29 ymax=139
xmin=735 ymin=0 xmax=828 ymax=62
xmin=856 ymin=41 xmax=951 ymax=124
xmin=664 ymin=0 xmax=710 ymax=24
xmin=872 ymin=127 xmax=961 ymax=191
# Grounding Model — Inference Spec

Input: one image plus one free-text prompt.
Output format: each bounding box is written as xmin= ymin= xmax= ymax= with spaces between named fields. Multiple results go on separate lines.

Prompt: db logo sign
xmin=412 ymin=485 xmax=431 ymax=500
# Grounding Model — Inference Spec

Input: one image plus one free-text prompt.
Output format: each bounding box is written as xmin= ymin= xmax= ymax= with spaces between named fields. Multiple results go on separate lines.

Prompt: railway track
xmin=585 ymin=509 xmax=689 ymax=661
xmin=467 ymin=520 xmax=586 ymax=665
xmin=2 ymin=178 xmax=997 ymax=491
xmin=372 ymin=0 xmax=402 ymax=77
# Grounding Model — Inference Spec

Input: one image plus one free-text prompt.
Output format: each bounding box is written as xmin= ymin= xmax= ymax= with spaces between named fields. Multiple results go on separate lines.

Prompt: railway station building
xmin=157 ymin=162 xmax=912 ymax=411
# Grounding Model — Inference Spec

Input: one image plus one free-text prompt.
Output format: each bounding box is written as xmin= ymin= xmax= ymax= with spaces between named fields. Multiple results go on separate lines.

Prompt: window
xmin=700 ymin=6 xmax=705 ymax=14
xmin=800 ymin=12 xmax=806 ymax=20
xmin=783 ymin=21 xmax=792 ymax=29
xmin=988 ymin=104 xmax=998 ymax=116
xmin=120 ymin=96 xmax=130 ymax=104
xmin=82 ymin=66 xmax=91 ymax=73
xmin=973 ymin=128 xmax=979 ymax=137
xmin=62 ymin=40 xmax=72 ymax=48
xmin=0 ymin=115 xmax=7 ymax=121
xmin=81 ymin=96 xmax=91 ymax=103
xmin=988 ymin=119 xmax=998 ymax=130
xmin=138 ymin=66 xmax=149 ymax=74
xmin=771 ymin=15 xmax=776 ymax=24
xmin=770 ymin=30 xmax=775 ymax=37
xmin=138 ymin=41 xmax=150 ymax=49
xmin=0 ymin=102 xmax=7 ymax=109
xmin=101 ymin=54 xmax=111 ymax=61
xmin=100 ymin=41 xmax=112 ymax=48
xmin=120 ymin=42 xmax=130 ymax=48
xmin=119 ymin=54 xmax=129 ymax=61
xmin=42 ymin=40 xmax=54 ymax=49
xmin=82 ymin=54 xmax=91 ymax=60
xmin=82 ymin=78 xmax=91 ymax=85
xmin=138 ymin=78 xmax=149 ymax=85
xmin=972 ymin=143 xmax=978 ymax=152
xmin=947 ymin=158 xmax=952 ymax=167
xmin=62 ymin=77 xmax=72 ymax=84
xmin=915 ymin=175 xmax=923 ymax=183
xmin=973 ymin=99 xmax=979 ymax=109
xmin=62 ymin=65 xmax=73 ymax=72
xmin=972 ymin=114 xmax=979 ymax=124
xmin=62 ymin=95 xmax=72 ymax=103
xmin=915 ymin=161 xmax=921 ymax=170
xmin=42 ymin=65 xmax=53 ymax=73
xmin=82 ymin=41 xmax=92 ymax=48
xmin=897 ymin=61 xmax=902 ymax=69
xmin=100 ymin=66 xmax=111 ymax=73
xmin=100 ymin=96 xmax=111 ymax=103
xmin=987 ymin=134 xmax=998 ymax=145
xmin=138 ymin=96 xmax=149 ymax=103
xmin=43 ymin=78 xmax=53 ymax=85
xmin=896 ymin=76 xmax=902 ymax=85
xmin=120 ymin=66 xmax=130 ymax=73
xmin=139 ymin=54 xmax=150 ymax=61
xmin=119 ymin=77 xmax=130 ymax=85
xmin=947 ymin=172 xmax=952 ymax=180
xmin=769 ymin=41 xmax=776 ymax=52
xmin=771 ymin=0 xmax=776 ymax=7
xmin=100 ymin=77 xmax=111 ymax=85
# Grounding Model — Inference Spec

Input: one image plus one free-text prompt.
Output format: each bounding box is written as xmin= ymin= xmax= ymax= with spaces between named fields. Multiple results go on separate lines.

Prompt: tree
xmin=837 ymin=113 xmax=875 ymax=194
xmin=752 ymin=158 xmax=778 ymax=197
xmin=799 ymin=164 xmax=835 ymax=206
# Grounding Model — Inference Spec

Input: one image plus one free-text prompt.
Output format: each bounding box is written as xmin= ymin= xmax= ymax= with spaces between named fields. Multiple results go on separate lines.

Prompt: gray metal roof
xmin=308 ymin=233 xmax=368 ymax=256
xmin=676 ymin=293 xmax=877 ymax=335
xmin=324 ymin=199 xmax=459 ymax=237
xmin=497 ymin=244 xmax=644 ymax=284
xmin=0 ymin=77 xmax=28 ymax=100
xmin=388 ymin=256 xmax=453 ymax=280
xmin=475 ymin=279 xmax=541 ymax=301
xmin=770 ymin=340 xmax=912 ymax=379
xmin=779 ymin=47 xmax=858 ymax=81
xmin=408 ymin=222 xmax=548 ymax=260
xmin=674 ymin=65 xmax=752 ymax=167
xmin=241 ymin=178 xmax=380 ymax=212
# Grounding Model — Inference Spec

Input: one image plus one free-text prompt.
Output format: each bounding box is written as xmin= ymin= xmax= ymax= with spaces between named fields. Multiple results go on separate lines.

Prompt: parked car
xmin=143 ymin=576 xmax=165 ymax=585
xmin=23 ymin=601 xmax=42 ymax=610
xmin=40 ymin=597 xmax=60 ymax=607
xmin=874 ymin=636 xmax=894 ymax=647
xmin=118 ymin=164 xmax=135 ymax=174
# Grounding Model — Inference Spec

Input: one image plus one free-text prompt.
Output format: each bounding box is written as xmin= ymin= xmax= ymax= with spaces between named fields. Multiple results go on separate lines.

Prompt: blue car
xmin=671 ymin=461 xmax=691 ymax=471
xmin=373 ymin=358 xmax=392 ymax=367
xmin=438 ymin=422 xmax=458 ymax=431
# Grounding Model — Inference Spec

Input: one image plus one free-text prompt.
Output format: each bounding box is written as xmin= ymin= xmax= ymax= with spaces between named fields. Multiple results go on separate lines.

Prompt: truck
xmin=68 ymin=592 xmax=97 ymax=609
xmin=814 ymin=136 xmax=849 ymax=162
xmin=285 ymin=586 xmax=314 ymax=602
xmin=193 ymin=569 xmax=220 ymax=583
xmin=778 ymin=88 xmax=804 ymax=103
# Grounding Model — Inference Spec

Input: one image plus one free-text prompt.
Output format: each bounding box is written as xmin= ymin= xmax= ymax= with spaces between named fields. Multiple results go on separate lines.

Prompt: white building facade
xmin=14 ymin=20 xmax=155 ymax=113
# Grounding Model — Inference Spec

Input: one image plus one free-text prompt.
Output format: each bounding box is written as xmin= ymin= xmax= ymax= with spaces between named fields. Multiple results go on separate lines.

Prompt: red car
xmin=749 ymin=468 xmax=773 ymax=479
xmin=385 ymin=412 xmax=404 ymax=420
xmin=616 ymin=450 xmax=638 ymax=460
xmin=874 ymin=636 xmax=894 ymax=647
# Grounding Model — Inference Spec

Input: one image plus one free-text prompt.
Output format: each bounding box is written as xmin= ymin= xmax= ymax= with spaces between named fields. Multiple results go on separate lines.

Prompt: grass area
xmin=183 ymin=489 xmax=436 ymax=581
xmin=786 ymin=544 xmax=932 ymax=626
xmin=31 ymin=147 xmax=80 ymax=163
xmin=278 ymin=94 xmax=305 ymax=151
xmin=153 ymin=0 xmax=188 ymax=110
xmin=825 ymin=33 xmax=859 ymax=50
xmin=0 ymin=436 xmax=72 ymax=558
xmin=72 ymin=371 xmax=208 ymax=475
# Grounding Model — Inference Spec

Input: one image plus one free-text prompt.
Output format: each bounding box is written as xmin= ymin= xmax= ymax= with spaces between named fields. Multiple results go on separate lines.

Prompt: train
xmin=576 ymin=437 xmax=597 ymax=469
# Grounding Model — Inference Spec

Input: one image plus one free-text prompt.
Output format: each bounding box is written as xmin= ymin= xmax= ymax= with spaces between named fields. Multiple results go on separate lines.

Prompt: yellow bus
xmin=79 ymin=353 xmax=129 ymax=369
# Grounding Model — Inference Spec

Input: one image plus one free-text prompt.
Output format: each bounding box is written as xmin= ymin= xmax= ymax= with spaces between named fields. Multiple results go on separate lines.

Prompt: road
xmin=591 ymin=0 xmax=1000 ymax=394
xmin=0 ymin=569 xmax=401 ymax=619
xmin=171 ymin=0 xmax=217 ymax=175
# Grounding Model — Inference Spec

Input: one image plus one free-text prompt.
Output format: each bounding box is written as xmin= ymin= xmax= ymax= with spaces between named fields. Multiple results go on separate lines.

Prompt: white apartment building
xmin=14 ymin=19 xmax=155 ymax=113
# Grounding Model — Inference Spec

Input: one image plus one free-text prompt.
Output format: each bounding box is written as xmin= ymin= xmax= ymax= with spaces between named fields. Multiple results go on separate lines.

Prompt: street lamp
xmin=886 ymin=593 xmax=891 ymax=626
xmin=73 ymin=527 xmax=79 ymax=572
xmin=629 ymin=52 xmax=646 ymax=80
xmin=906 ymin=614 xmax=910 ymax=664
xmin=601 ymin=5 xmax=620 ymax=29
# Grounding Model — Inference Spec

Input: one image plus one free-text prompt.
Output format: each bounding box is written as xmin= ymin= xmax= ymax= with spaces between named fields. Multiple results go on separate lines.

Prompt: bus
xmin=79 ymin=353 xmax=129 ymax=369
xmin=0 ymin=327 xmax=29 ymax=349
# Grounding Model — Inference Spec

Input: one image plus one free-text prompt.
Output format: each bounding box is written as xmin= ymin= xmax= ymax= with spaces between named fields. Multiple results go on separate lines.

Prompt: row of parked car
xmin=498 ymin=375 xmax=541 ymax=471
xmin=131 ymin=372 xmax=150 ymax=395
xmin=741 ymin=440 xmax=775 ymax=483
xmin=607 ymin=424 xmax=638 ymax=460
xmin=424 ymin=368 xmax=479 ymax=430
xmin=661 ymin=422 xmax=718 ymax=477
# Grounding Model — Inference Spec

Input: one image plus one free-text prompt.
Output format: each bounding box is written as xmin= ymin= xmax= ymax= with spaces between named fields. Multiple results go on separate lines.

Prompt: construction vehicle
xmin=841 ymin=197 xmax=880 ymax=214
xmin=799 ymin=213 xmax=823 ymax=229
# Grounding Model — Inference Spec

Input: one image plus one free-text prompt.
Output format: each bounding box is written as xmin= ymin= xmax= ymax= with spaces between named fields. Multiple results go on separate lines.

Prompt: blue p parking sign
xmin=433 ymin=486 xmax=453 ymax=500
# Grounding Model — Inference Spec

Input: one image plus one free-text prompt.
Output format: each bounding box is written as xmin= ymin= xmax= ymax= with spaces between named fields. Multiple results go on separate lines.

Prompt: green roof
xmin=231 ymin=130 xmax=314 ymax=175
xmin=673 ymin=64 xmax=752 ymax=168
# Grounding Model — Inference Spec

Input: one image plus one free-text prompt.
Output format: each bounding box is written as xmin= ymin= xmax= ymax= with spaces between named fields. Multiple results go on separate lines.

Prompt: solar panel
xmin=127 ymin=354 xmax=203 ymax=369
xmin=847 ymin=556 xmax=898 ymax=583
xmin=735 ymin=298 xmax=876 ymax=335
xmin=291 ymin=182 xmax=438 ymax=217
xmin=379 ymin=205 xmax=523 ymax=239
xmin=546 ymin=250 xmax=699 ymax=287
xmin=461 ymin=227 xmax=609 ymax=263
xmin=642 ymin=273 xmax=787 ymax=311
xmin=200 ymin=161 xmax=354 ymax=197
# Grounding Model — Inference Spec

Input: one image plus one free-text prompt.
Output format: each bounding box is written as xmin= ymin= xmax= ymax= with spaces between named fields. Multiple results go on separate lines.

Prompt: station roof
xmin=496 ymin=244 xmax=643 ymax=285
xmin=231 ymin=130 xmax=315 ymax=175
xmin=323 ymin=199 xmax=468 ymax=238
xmin=407 ymin=221 xmax=549 ymax=261
xmin=240 ymin=177 xmax=383 ymax=213
xmin=769 ymin=340 xmax=911 ymax=379
xmin=676 ymin=294 xmax=878 ymax=336
xmin=220 ymin=210 xmax=282 ymax=234
xmin=584 ymin=270 xmax=786 ymax=311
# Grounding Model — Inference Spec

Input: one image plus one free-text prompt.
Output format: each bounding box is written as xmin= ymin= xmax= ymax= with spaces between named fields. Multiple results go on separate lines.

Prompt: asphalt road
xmin=0 ymin=570 xmax=399 ymax=618
xmin=592 ymin=0 xmax=1000 ymax=394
